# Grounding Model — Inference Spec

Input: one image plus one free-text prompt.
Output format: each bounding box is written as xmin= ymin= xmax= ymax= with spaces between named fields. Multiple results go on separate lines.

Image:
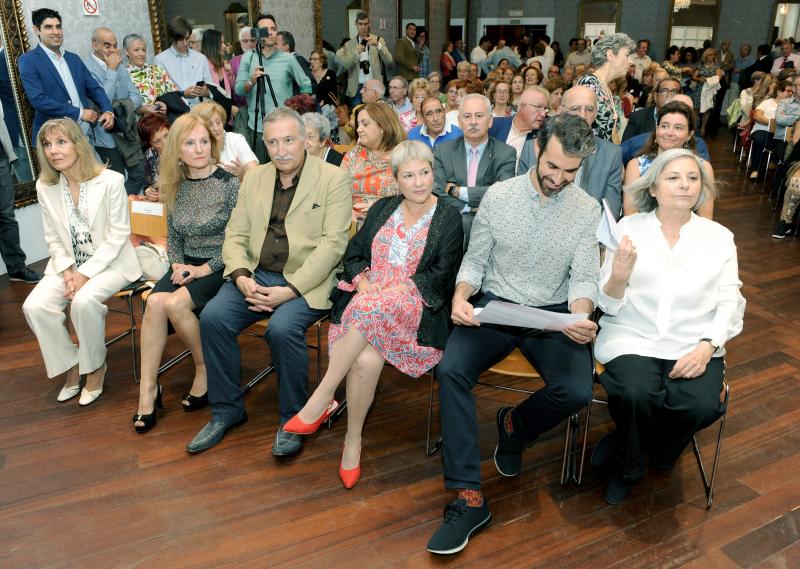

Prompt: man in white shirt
xmin=565 ymin=38 xmax=592 ymax=67
xmin=539 ymin=35 xmax=555 ymax=71
xmin=470 ymin=36 xmax=491 ymax=66
xmin=630 ymin=39 xmax=652 ymax=82
xmin=770 ymin=40 xmax=800 ymax=75
xmin=154 ymin=17 xmax=211 ymax=108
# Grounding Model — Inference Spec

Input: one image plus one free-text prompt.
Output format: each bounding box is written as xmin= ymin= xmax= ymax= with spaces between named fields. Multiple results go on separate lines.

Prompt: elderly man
xmin=230 ymin=27 xmax=254 ymax=110
xmin=235 ymin=14 xmax=312 ymax=162
xmin=771 ymin=40 xmax=800 ymax=76
xmin=427 ymin=113 xmax=599 ymax=555
xmin=518 ymin=85 xmax=623 ymax=218
xmin=387 ymin=76 xmax=413 ymax=122
xmin=630 ymin=39 xmax=652 ymax=82
xmin=154 ymin=17 xmax=211 ymax=108
xmin=548 ymin=65 xmax=561 ymax=79
xmin=187 ymin=107 xmax=351 ymax=457
xmin=395 ymin=22 xmax=420 ymax=81
xmin=622 ymin=77 xmax=681 ymax=141
xmin=85 ymin=27 xmax=144 ymax=195
xmin=408 ymin=96 xmax=463 ymax=147
xmin=489 ymin=86 xmax=549 ymax=159
xmin=360 ymin=78 xmax=385 ymax=103
xmin=338 ymin=11 xmax=392 ymax=106
xmin=455 ymin=60 xmax=470 ymax=81
xmin=433 ymin=93 xmax=516 ymax=244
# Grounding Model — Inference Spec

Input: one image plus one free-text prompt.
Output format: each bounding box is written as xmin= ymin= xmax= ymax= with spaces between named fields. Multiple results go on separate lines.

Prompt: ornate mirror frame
xmin=0 ymin=0 xmax=37 ymax=207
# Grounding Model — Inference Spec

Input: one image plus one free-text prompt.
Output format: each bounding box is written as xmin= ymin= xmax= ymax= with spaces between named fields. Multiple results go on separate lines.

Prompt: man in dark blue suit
xmin=487 ymin=86 xmax=548 ymax=162
xmin=19 ymin=8 xmax=113 ymax=144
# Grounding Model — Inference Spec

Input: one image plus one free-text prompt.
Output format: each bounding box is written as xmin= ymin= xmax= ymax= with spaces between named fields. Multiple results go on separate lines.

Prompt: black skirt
xmin=150 ymin=256 xmax=224 ymax=312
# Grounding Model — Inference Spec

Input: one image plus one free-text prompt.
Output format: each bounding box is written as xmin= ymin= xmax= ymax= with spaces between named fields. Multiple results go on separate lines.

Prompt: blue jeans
xmin=200 ymin=269 xmax=328 ymax=424
xmin=0 ymin=152 xmax=25 ymax=273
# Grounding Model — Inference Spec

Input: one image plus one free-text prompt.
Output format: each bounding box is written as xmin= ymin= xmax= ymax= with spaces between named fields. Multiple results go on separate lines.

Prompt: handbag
xmin=135 ymin=242 xmax=169 ymax=280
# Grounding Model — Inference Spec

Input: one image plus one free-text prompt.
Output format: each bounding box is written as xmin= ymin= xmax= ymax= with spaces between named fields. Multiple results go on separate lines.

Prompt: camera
xmin=359 ymin=60 xmax=371 ymax=73
xmin=249 ymin=27 xmax=271 ymax=40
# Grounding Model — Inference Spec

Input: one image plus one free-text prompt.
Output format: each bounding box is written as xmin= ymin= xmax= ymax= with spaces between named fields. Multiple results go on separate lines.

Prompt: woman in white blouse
xmin=190 ymin=101 xmax=258 ymax=180
xmin=594 ymin=148 xmax=745 ymax=505
xmin=23 ymin=119 xmax=142 ymax=405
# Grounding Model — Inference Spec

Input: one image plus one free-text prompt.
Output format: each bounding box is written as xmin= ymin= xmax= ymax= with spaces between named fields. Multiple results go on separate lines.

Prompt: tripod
xmin=250 ymin=44 xmax=279 ymax=154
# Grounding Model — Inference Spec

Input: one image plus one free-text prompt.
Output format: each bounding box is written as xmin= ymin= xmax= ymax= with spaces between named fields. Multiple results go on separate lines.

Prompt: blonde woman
xmin=133 ymin=114 xmax=240 ymax=433
xmin=23 ymin=119 xmax=141 ymax=405
xmin=190 ymin=101 xmax=258 ymax=180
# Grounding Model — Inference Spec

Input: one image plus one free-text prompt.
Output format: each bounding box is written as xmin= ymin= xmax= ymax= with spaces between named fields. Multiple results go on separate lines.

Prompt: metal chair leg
xmin=127 ymin=294 xmax=139 ymax=383
xmin=426 ymin=368 xmax=442 ymax=456
xmin=692 ymin=380 xmax=730 ymax=509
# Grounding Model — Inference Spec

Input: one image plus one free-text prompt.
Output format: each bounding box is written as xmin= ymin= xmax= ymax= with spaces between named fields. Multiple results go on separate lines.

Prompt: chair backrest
xmin=128 ymin=197 xmax=167 ymax=241
xmin=333 ymin=143 xmax=354 ymax=155
xmin=487 ymin=348 xmax=539 ymax=378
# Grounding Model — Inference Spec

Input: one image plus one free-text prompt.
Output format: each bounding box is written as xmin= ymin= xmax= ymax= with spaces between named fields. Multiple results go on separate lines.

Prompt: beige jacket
xmin=337 ymin=34 xmax=393 ymax=98
xmin=222 ymin=155 xmax=352 ymax=310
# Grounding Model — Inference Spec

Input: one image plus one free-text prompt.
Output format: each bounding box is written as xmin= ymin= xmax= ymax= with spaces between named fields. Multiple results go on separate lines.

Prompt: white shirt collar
xmin=41 ymin=43 xmax=63 ymax=61
xmin=91 ymin=53 xmax=108 ymax=70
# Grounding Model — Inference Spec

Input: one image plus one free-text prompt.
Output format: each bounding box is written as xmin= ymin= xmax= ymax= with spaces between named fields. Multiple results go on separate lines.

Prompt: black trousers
xmin=438 ymin=294 xmax=593 ymax=490
xmin=601 ymin=355 xmax=725 ymax=481
xmin=95 ymin=146 xmax=145 ymax=196
xmin=0 ymin=150 xmax=25 ymax=273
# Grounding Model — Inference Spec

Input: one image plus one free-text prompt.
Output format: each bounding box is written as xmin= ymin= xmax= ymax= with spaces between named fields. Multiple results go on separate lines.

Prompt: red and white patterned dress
xmin=328 ymin=204 xmax=442 ymax=377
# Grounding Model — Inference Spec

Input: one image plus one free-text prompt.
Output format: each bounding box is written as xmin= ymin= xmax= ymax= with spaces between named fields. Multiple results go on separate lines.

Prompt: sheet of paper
xmin=596 ymin=198 xmax=620 ymax=251
xmin=474 ymin=301 xmax=588 ymax=331
xmin=131 ymin=201 xmax=164 ymax=216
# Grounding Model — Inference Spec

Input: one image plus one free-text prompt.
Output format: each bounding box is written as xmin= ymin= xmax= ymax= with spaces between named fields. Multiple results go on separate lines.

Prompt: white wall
xmin=0 ymin=203 xmax=48 ymax=274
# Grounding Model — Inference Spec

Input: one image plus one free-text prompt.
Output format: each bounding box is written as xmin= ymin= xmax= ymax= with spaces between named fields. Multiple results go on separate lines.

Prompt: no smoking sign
xmin=82 ymin=0 xmax=100 ymax=16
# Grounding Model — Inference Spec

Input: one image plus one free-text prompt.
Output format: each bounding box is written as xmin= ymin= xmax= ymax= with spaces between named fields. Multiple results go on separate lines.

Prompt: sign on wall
xmin=82 ymin=0 xmax=100 ymax=17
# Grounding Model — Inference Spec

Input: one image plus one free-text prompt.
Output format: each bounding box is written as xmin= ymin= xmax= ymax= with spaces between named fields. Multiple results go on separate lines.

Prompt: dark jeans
xmin=601 ymin=355 xmax=725 ymax=481
xmin=95 ymin=146 xmax=146 ymax=196
xmin=438 ymin=293 xmax=593 ymax=490
xmin=750 ymin=130 xmax=774 ymax=175
xmin=199 ymin=269 xmax=328 ymax=425
xmin=0 ymin=152 xmax=26 ymax=273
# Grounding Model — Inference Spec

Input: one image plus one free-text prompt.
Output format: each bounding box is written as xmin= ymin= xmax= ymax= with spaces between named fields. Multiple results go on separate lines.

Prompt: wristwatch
xmin=447 ymin=184 xmax=460 ymax=198
xmin=699 ymin=338 xmax=719 ymax=353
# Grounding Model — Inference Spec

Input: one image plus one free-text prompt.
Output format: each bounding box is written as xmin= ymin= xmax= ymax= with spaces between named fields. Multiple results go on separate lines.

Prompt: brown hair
xmin=638 ymin=101 xmax=697 ymax=158
xmin=36 ymin=118 xmax=103 ymax=185
xmin=355 ymin=102 xmax=406 ymax=151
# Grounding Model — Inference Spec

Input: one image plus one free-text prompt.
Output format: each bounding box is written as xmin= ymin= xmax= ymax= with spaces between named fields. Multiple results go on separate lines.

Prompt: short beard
xmin=535 ymin=163 xmax=569 ymax=197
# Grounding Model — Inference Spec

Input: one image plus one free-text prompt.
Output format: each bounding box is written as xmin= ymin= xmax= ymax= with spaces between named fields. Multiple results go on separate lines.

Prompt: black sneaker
xmin=604 ymin=472 xmax=634 ymax=505
xmin=426 ymin=498 xmax=492 ymax=555
xmin=494 ymin=406 xmax=524 ymax=477
xmin=772 ymin=220 xmax=792 ymax=239
xmin=8 ymin=268 xmax=42 ymax=283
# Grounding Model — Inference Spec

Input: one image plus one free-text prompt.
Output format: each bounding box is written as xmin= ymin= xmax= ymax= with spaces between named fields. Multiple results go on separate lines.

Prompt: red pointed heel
xmin=339 ymin=444 xmax=361 ymax=489
xmin=283 ymin=400 xmax=339 ymax=435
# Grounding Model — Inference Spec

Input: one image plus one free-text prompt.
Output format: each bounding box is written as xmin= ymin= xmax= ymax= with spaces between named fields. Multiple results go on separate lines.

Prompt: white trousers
xmin=23 ymin=269 xmax=131 ymax=378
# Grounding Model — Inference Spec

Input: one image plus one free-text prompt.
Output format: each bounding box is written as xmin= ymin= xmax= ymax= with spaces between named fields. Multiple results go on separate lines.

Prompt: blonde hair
xmin=158 ymin=114 xmax=220 ymax=212
xmin=190 ymin=101 xmax=226 ymax=127
xmin=36 ymin=119 xmax=103 ymax=185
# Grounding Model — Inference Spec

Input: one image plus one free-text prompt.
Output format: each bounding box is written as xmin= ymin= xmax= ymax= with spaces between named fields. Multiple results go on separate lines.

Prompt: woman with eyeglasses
xmin=490 ymin=81 xmax=514 ymax=117
xmin=310 ymin=50 xmax=338 ymax=108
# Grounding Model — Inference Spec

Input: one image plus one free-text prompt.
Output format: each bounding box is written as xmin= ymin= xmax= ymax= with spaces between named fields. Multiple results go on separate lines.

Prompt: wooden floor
xmin=1 ymin=130 xmax=799 ymax=569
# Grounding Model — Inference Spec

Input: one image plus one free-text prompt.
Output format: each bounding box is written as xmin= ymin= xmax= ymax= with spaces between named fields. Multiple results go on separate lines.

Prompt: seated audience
xmin=510 ymin=73 xmax=525 ymax=109
xmin=623 ymin=77 xmax=680 ymax=142
xmin=523 ymin=65 xmax=543 ymax=87
xmin=23 ymin=118 xmax=141 ymax=405
xmin=489 ymin=87 xmax=549 ymax=160
xmin=154 ymin=17 xmax=211 ymax=109
xmin=123 ymin=33 xmax=175 ymax=114
xmin=406 ymin=78 xmax=431 ymax=130
xmin=133 ymin=114 xmax=240 ymax=433
xmin=301 ymin=112 xmax=343 ymax=166
xmin=387 ymin=76 xmax=414 ymax=130
xmin=544 ymin=77 xmax=566 ymax=113
xmin=191 ymin=101 xmax=258 ymax=181
xmin=748 ymin=78 xmax=795 ymax=180
xmin=773 ymin=160 xmax=800 ymax=238
xmin=623 ymin=100 xmax=715 ymax=219
xmin=284 ymin=141 xmax=463 ymax=488
xmin=186 ymin=107 xmax=351 ymax=457
xmin=594 ymin=148 xmax=745 ymax=504
xmin=359 ymin=78 xmax=386 ymax=104
xmin=408 ymin=96 xmax=463 ymax=148
xmin=427 ymin=114 xmax=599 ymax=555
xmin=341 ymin=102 xmax=406 ymax=221
xmin=137 ymin=112 xmax=170 ymax=201
xmin=427 ymin=71 xmax=445 ymax=103
xmin=489 ymin=81 xmax=513 ymax=117
xmin=433 ymin=93 xmax=516 ymax=243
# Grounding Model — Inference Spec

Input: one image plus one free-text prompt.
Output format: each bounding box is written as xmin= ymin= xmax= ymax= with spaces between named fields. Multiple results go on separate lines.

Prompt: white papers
xmin=474 ymin=301 xmax=588 ymax=331
xmin=131 ymin=201 xmax=164 ymax=216
xmin=596 ymin=198 xmax=620 ymax=251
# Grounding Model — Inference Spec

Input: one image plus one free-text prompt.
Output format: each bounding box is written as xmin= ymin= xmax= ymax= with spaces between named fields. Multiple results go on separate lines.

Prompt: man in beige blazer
xmin=187 ymin=107 xmax=352 ymax=457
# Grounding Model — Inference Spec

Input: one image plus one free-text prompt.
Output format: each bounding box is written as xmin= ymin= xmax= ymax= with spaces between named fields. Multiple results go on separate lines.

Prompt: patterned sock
xmin=504 ymin=408 xmax=515 ymax=434
xmin=457 ymin=489 xmax=484 ymax=507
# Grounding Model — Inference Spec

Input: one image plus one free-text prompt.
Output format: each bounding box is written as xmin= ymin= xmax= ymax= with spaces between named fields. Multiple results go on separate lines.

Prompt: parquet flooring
xmin=0 ymin=129 xmax=798 ymax=568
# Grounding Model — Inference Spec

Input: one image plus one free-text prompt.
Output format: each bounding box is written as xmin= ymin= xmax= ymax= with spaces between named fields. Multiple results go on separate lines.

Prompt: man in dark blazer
xmin=519 ymin=85 xmax=623 ymax=218
xmin=622 ymin=77 xmax=681 ymax=142
xmin=19 ymin=8 xmax=113 ymax=144
xmin=433 ymin=93 xmax=516 ymax=245
xmin=488 ymin=87 xmax=549 ymax=161
xmin=395 ymin=23 xmax=420 ymax=81
xmin=740 ymin=44 xmax=773 ymax=90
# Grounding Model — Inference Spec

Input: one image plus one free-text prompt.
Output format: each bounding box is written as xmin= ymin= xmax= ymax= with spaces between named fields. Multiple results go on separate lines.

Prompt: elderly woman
xmin=577 ymin=33 xmax=637 ymax=142
xmin=428 ymin=71 xmax=446 ymax=103
xmin=190 ymin=101 xmax=258 ymax=181
xmin=123 ymin=33 xmax=177 ymax=114
xmin=284 ymin=141 xmax=464 ymax=488
xmin=524 ymin=65 xmax=543 ymax=87
xmin=594 ymin=148 xmax=745 ymax=504
xmin=544 ymin=77 xmax=567 ymax=114
xmin=22 ymin=119 xmax=142 ymax=405
xmin=341 ymin=102 xmax=407 ymax=221
xmin=133 ymin=114 xmax=240 ymax=433
xmin=406 ymin=78 xmax=431 ymax=131
xmin=623 ymin=100 xmax=715 ymax=219
xmin=302 ymin=112 xmax=343 ymax=166
xmin=490 ymin=80 xmax=514 ymax=117
xmin=310 ymin=50 xmax=338 ymax=108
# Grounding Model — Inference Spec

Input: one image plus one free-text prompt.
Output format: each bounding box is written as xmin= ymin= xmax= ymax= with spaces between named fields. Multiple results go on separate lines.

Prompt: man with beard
xmin=427 ymin=113 xmax=599 ymax=556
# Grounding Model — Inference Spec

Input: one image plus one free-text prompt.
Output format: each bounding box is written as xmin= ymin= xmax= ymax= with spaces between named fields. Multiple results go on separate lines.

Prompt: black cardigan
xmin=329 ymin=195 xmax=464 ymax=350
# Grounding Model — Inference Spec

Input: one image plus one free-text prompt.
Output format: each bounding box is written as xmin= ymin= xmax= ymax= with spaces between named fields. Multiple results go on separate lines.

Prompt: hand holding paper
xmin=473 ymin=301 xmax=588 ymax=332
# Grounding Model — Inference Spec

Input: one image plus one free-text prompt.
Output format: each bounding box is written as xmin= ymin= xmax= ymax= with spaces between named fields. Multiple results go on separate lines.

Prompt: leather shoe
xmin=186 ymin=412 xmax=248 ymax=454
xmin=272 ymin=425 xmax=304 ymax=457
xmin=8 ymin=268 xmax=42 ymax=284
xmin=591 ymin=431 xmax=622 ymax=475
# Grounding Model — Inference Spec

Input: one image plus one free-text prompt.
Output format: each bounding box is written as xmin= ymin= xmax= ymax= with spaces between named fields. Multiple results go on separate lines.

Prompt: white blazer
xmin=36 ymin=168 xmax=142 ymax=282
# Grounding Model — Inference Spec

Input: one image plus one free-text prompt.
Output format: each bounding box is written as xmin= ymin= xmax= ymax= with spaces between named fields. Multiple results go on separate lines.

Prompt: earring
xmin=380 ymin=130 xmax=384 ymax=134
xmin=683 ymin=141 xmax=689 ymax=149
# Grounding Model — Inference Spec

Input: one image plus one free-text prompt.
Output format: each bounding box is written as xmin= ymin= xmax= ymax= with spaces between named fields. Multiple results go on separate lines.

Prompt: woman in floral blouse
xmin=123 ymin=34 xmax=178 ymax=114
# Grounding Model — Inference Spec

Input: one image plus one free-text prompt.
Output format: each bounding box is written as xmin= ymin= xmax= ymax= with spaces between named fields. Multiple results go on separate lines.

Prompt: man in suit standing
xmin=395 ymin=22 xmax=420 ymax=82
xmin=187 ymin=107 xmax=351 ymax=457
xmin=433 ymin=93 xmax=516 ymax=245
xmin=19 ymin=8 xmax=114 ymax=144
xmin=518 ymin=86 xmax=623 ymax=218
xmin=622 ymin=77 xmax=681 ymax=142
xmin=741 ymin=44 xmax=773 ymax=89
xmin=338 ymin=11 xmax=393 ymax=106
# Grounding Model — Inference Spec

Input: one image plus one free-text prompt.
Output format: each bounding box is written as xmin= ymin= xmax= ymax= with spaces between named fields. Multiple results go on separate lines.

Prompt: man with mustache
xmin=432 ymin=93 xmax=516 ymax=246
xmin=427 ymin=113 xmax=600 ymax=555
xmin=186 ymin=106 xmax=351 ymax=458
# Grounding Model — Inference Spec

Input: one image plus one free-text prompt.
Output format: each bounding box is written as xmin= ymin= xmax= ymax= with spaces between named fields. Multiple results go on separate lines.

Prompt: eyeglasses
xmin=525 ymin=104 xmax=549 ymax=113
xmin=657 ymin=88 xmax=681 ymax=96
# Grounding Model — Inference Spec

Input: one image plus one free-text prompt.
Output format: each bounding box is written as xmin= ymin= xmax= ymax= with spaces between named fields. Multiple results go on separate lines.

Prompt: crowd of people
xmin=8 ymin=5 xmax=770 ymax=557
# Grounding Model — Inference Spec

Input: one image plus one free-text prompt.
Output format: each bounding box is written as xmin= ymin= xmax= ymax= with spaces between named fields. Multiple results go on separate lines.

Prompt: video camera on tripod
xmin=246 ymin=25 xmax=278 ymax=151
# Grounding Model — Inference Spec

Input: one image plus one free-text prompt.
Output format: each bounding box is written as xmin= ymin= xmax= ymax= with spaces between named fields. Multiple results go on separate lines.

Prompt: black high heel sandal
xmin=181 ymin=391 xmax=208 ymax=412
xmin=133 ymin=383 xmax=163 ymax=434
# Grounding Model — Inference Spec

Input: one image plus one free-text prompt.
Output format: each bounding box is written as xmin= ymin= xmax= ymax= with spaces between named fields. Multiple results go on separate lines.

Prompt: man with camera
xmin=235 ymin=13 xmax=312 ymax=162
xmin=338 ymin=11 xmax=392 ymax=106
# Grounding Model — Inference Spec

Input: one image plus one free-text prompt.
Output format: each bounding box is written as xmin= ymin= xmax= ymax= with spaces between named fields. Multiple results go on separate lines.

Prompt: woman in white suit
xmin=23 ymin=118 xmax=142 ymax=406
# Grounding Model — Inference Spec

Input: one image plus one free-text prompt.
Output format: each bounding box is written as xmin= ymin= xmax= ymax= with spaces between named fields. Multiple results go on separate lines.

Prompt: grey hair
xmin=301 ymin=112 xmax=331 ymax=142
xmin=191 ymin=28 xmax=204 ymax=42
xmin=458 ymin=93 xmax=492 ymax=114
xmin=591 ymin=33 xmax=636 ymax=68
xmin=427 ymin=71 xmax=442 ymax=82
xmin=536 ymin=113 xmax=595 ymax=159
xmin=239 ymin=26 xmax=252 ymax=41
xmin=122 ymin=33 xmax=145 ymax=50
xmin=391 ymin=75 xmax=408 ymax=89
xmin=262 ymin=106 xmax=305 ymax=138
xmin=91 ymin=27 xmax=112 ymax=43
xmin=624 ymin=148 xmax=716 ymax=213
xmin=390 ymin=140 xmax=434 ymax=178
xmin=523 ymin=85 xmax=550 ymax=99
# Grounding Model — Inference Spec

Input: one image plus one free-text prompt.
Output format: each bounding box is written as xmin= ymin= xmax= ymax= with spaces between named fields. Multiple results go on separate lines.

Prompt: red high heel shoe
xmin=339 ymin=445 xmax=361 ymax=489
xmin=283 ymin=400 xmax=339 ymax=435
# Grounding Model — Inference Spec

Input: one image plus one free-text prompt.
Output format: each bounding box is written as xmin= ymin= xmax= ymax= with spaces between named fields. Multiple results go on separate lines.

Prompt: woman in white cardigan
xmin=23 ymin=119 xmax=142 ymax=406
xmin=593 ymin=148 xmax=745 ymax=505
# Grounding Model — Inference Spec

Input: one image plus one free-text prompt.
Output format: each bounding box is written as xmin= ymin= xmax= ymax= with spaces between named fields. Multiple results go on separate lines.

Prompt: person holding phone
xmin=154 ymin=17 xmax=212 ymax=108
